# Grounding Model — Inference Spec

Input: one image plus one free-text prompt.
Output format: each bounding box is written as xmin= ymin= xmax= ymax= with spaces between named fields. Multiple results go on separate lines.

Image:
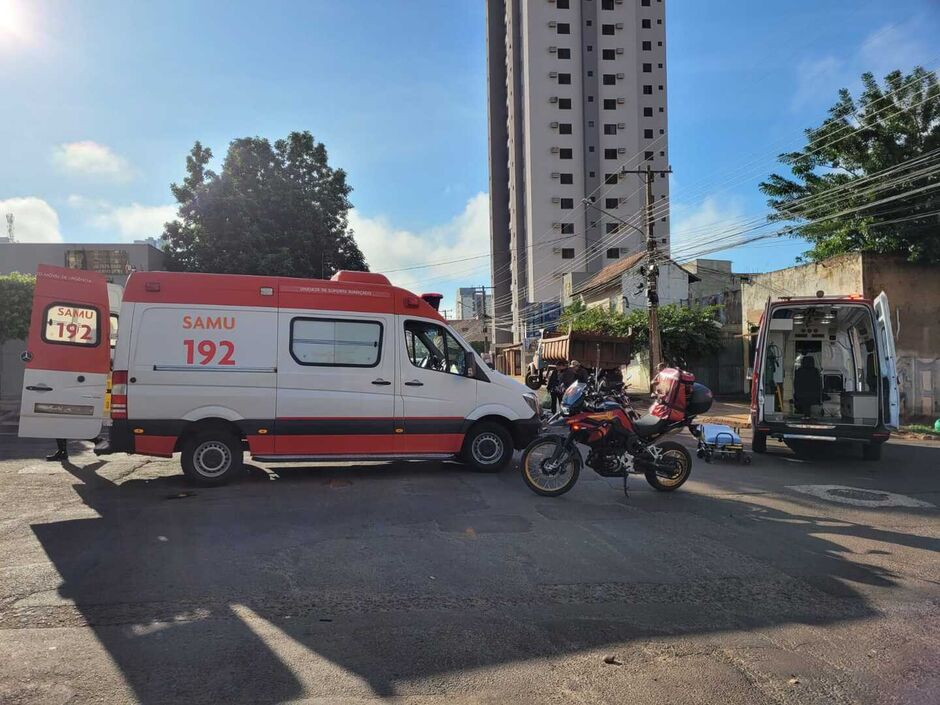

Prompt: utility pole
xmin=621 ymin=165 xmax=672 ymax=384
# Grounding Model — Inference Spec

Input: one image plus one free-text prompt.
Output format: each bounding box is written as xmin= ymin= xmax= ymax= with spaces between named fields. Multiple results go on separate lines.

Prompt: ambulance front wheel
xmin=181 ymin=430 xmax=244 ymax=485
xmin=461 ymin=422 xmax=513 ymax=472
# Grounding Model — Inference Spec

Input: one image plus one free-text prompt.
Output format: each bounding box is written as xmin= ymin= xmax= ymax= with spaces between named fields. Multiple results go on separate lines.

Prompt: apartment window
xmin=642 ymin=63 xmax=652 ymax=73
xmin=604 ymin=148 xmax=618 ymax=159
xmin=601 ymin=0 xmax=615 ymax=9
xmin=587 ymin=45 xmax=592 ymax=51
xmin=557 ymin=47 xmax=571 ymax=59
xmin=558 ymin=72 xmax=571 ymax=84
xmin=589 ymin=171 xmax=595 ymax=177
xmin=560 ymin=197 xmax=574 ymax=209
xmin=588 ymin=120 xmax=595 ymax=126
xmin=556 ymin=23 xmax=570 ymax=34
xmin=642 ymin=19 xmax=651 ymax=28
xmin=558 ymin=122 xmax=572 ymax=134
xmin=291 ymin=318 xmax=382 ymax=367
xmin=644 ymin=128 xmax=654 ymax=138
xmin=605 ymin=198 xmax=618 ymax=209
xmin=605 ymin=223 xmax=619 ymax=234
xmin=642 ymin=41 xmax=652 ymax=50
xmin=561 ymin=248 xmax=575 ymax=259
xmin=601 ymin=24 xmax=615 ymax=35
xmin=588 ymin=95 xmax=594 ymax=103
xmin=606 ymin=248 xmax=621 ymax=259
xmin=643 ymin=85 xmax=653 ymax=95
xmin=560 ymin=223 xmax=574 ymax=234
xmin=556 ymin=0 xmax=569 ymax=7
xmin=643 ymin=107 xmax=653 ymax=116
xmin=589 ymin=145 xmax=595 ymax=152
xmin=642 ymin=0 xmax=651 ymax=5
xmin=603 ymin=98 xmax=617 ymax=110
xmin=602 ymin=49 xmax=616 ymax=60
xmin=560 ymin=173 xmax=574 ymax=184
xmin=604 ymin=172 xmax=618 ymax=185
xmin=603 ymin=123 xmax=618 ymax=135
xmin=587 ymin=70 xmax=593 ymax=77
xmin=602 ymin=74 xmax=616 ymax=85
xmin=585 ymin=19 xmax=592 ymax=27
xmin=559 ymin=98 xmax=572 ymax=109
xmin=559 ymin=148 xmax=573 ymax=159
xmin=645 ymin=150 xmax=654 ymax=160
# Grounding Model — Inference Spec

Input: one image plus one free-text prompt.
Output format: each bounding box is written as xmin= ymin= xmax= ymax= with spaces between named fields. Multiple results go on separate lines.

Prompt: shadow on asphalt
xmin=27 ymin=447 xmax=940 ymax=703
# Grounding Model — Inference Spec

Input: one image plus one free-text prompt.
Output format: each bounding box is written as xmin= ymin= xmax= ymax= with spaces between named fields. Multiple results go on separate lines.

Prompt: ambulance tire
xmin=181 ymin=430 xmax=244 ymax=485
xmin=752 ymin=430 xmax=767 ymax=454
xmin=461 ymin=422 xmax=513 ymax=473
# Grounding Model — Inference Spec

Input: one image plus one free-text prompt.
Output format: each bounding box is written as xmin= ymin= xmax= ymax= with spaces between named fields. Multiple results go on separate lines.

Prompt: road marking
xmin=787 ymin=484 xmax=935 ymax=508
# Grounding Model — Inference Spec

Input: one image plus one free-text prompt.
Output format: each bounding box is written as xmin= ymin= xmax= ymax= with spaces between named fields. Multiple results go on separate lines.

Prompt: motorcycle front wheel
xmin=521 ymin=436 xmax=581 ymax=497
xmin=643 ymin=440 xmax=692 ymax=492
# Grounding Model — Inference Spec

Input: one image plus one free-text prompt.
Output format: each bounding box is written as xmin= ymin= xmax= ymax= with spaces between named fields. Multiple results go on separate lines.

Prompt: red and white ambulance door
xmin=873 ymin=292 xmax=900 ymax=430
xmin=19 ymin=265 xmax=111 ymax=440
xmin=274 ymin=311 xmax=398 ymax=455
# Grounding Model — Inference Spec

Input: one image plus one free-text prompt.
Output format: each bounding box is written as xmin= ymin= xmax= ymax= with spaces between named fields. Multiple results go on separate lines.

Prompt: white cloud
xmin=670 ymin=195 xmax=747 ymax=258
xmin=53 ymin=141 xmax=134 ymax=181
xmin=859 ymin=22 xmax=930 ymax=78
xmin=0 ymin=196 xmax=62 ymax=243
xmin=349 ymin=192 xmax=491 ymax=312
xmin=791 ymin=56 xmax=843 ymax=112
xmin=68 ymin=195 xmax=176 ymax=240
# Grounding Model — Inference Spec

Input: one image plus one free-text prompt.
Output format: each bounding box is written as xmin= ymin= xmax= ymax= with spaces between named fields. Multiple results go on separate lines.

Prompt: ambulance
xmin=749 ymin=292 xmax=899 ymax=459
xmin=19 ymin=265 xmax=541 ymax=484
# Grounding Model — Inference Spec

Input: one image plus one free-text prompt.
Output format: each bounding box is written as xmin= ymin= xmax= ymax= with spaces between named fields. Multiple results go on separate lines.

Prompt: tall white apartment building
xmin=487 ymin=0 xmax=670 ymax=340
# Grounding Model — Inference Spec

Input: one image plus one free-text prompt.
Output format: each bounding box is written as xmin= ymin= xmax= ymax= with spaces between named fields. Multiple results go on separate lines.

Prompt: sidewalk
xmin=698 ymin=400 xmax=751 ymax=430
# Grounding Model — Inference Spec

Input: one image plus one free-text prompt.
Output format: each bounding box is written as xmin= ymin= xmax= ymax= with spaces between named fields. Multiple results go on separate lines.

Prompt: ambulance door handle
xmin=371 ymin=378 xmax=392 ymax=386
xmin=26 ymin=385 xmax=53 ymax=392
xmin=404 ymin=380 xmax=424 ymax=387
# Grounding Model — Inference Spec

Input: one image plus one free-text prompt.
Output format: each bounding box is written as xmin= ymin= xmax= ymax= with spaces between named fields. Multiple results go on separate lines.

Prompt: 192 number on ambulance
xmin=183 ymin=339 xmax=235 ymax=366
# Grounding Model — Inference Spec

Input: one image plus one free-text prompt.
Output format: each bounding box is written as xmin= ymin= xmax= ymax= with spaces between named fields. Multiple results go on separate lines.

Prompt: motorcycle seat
xmin=634 ymin=414 xmax=669 ymax=437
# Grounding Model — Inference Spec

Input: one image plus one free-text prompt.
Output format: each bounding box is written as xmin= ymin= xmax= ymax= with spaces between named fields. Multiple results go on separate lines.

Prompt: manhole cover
xmin=787 ymin=484 xmax=934 ymax=508
xmin=827 ymin=488 xmax=890 ymax=501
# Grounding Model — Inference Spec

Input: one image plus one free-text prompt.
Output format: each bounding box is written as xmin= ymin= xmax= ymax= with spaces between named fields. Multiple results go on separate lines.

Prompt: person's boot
xmin=46 ymin=449 xmax=68 ymax=462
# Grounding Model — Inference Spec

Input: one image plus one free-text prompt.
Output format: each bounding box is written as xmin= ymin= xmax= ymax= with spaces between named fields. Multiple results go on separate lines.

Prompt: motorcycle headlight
xmin=523 ymin=392 xmax=540 ymax=416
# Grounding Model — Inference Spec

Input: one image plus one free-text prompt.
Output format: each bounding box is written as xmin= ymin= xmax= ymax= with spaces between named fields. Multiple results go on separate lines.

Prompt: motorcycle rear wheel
xmin=643 ymin=440 xmax=692 ymax=492
xmin=521 ymin=436 xmax=581 ymax=497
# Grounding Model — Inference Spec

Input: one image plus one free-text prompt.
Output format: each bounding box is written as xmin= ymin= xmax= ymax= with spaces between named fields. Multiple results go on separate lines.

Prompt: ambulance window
xmin=404 ymin=321 xmax=468 ymax=376
xmin=41 ymin=303 xmax=100 ymax=347
xmin=109 ymin=314 xmax=119 ymax=348
xmin=290 ymin=317 xmax=382 ymax=367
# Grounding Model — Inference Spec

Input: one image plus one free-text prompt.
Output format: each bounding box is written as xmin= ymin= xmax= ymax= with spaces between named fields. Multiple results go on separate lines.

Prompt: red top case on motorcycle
xmin=650 ymin=367 xmax=696 ymax=422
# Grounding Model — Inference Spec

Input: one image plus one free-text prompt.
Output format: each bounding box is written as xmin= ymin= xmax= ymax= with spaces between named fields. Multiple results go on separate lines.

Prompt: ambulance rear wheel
xmin=181 ymin=430 xmax=243 ymax=485
xmin=461 ymin=422 xmax=513 ymax=472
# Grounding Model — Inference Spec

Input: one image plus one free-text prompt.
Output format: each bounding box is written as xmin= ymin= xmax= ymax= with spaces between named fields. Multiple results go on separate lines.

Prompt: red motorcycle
xmin=521 ymin=369 xmax=713 ymax=497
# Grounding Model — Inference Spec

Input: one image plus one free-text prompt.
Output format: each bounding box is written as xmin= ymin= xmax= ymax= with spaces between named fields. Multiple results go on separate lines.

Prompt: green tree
xmin=560 ymin=301 xmax=722 ymax=366
xmin=760 ymin=67 xmax=940 ymax=263
xmin=0 ymin=272 xmax=35 ymax=343
xmin=162 ymin=131 xmax=368 ymax=277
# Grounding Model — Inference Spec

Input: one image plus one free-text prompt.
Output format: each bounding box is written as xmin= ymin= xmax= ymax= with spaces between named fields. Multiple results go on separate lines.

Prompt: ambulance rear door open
xmin=18 ymin=265 xmax=111 ymax=440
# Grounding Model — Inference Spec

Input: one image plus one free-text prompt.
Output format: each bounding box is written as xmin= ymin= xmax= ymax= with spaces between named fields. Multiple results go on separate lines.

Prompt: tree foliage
xmin=559 ymin=301 xmax=723 ymax=366
xmin=162 ymin=131 xmax=368 ymax=277
xmin=760 ymin=67 xmax=940 ymax=263
xmin=0 ymin=272 xmax=35 ymax=343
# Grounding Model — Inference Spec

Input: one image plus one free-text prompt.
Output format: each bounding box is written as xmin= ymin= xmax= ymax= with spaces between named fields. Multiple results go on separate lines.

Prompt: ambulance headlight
xmin=523 ymin=392 xmax=541 ymax=416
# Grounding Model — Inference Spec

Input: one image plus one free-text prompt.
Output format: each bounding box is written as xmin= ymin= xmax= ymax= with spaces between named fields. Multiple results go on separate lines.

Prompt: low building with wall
xmin=740 ymin=252 xmax=940 ymax=421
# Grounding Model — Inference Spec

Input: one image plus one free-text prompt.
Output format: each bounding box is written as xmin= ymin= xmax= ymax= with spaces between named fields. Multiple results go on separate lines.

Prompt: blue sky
xmin=1 ymin=0 xmax=938 ymax=306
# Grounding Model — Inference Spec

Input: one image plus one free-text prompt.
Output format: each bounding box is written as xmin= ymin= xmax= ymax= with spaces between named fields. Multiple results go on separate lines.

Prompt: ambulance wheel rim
xmin=194 ymin=441 xmax=232 ymax=477
xmin=472 ymin=432 xmax=503 ymax=465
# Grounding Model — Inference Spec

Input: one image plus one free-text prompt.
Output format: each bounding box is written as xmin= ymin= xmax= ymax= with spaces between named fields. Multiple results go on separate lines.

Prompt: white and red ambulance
xmin=19 ymin=265 xmax=541 ymax=483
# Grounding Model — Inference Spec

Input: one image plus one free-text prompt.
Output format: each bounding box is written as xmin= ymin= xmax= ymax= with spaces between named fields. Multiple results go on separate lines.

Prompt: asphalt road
xmin=0 ymin=431 xmax=938 ymax=705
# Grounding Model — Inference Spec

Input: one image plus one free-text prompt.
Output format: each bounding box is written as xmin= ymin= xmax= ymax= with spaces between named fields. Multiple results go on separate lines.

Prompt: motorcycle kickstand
xmin=622 ymin=470 xmax=629 ymax=498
